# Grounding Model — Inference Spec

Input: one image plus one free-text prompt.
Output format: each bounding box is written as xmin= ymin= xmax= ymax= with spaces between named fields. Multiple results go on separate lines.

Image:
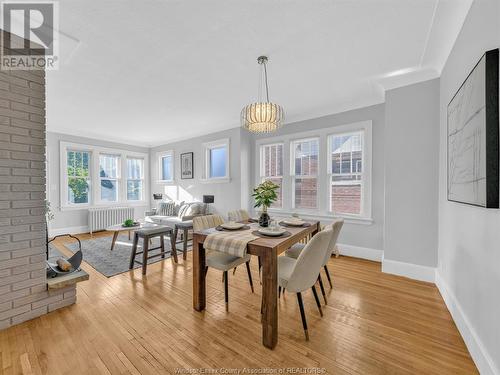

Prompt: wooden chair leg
xmin=204 ymin=266 xmax=208 ymax=277
xmin=142 ymin=236 xmax=149 ymax=275
xmin=160 ymin=235 xmax=165 ymax=259
xmin=129 ymin=233 xmax=139 ymax=269
xmin=324 ymin=265 xmax=333 ymax=288
xmin=278 ymin=286 xmax=281 ymax=299
xmin=296 ymin=292 xmax=309 ymax=341
xmin=318 ymin=273 xmax=327 ymax=305
xmin=169 ymin=231 xmax=178 ymax=263
xmin=233 ymin=267 xmax=237 ymax=275
xmin=245 ymin=261 xmax=254 ymax=293
xmin=311 ymin=285 xmax=324 ymax=317
xmin=183 ymin=228 xmax=188 ymax=260
xmin=224 ymin=270 xmax=229 ymax=311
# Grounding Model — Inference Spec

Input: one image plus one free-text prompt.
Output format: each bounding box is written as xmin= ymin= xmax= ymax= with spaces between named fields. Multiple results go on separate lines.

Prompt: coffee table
xmin=106 ymin=222 xmax=158 ymax=251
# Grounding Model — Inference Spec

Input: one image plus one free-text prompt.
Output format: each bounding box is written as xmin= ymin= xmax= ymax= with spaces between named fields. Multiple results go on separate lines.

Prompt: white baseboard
xmin=48 ymin=226 xmax=89 ymax=237
xmin=436 ymin=272 xmax=499 ymax=375
xmin=337 ymin=243 xmax=383 ymax=262
xmin=382 ymin=258 xmax=436 ymax=283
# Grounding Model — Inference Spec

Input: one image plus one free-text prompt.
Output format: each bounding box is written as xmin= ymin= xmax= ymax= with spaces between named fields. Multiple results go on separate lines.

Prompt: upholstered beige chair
xmin=285 ymin=219 xmax=344 ymax=304
xmin=193 ymin=215 xmax=254 ymax=311
xmin=278 ymin=229 xmax=332 ymax=341
xmin=227 ymin=209 xmax=250 ymax=222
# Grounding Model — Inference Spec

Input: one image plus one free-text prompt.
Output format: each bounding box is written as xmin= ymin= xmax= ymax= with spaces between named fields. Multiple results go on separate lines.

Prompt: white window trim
xmin=97 ymin=153 xmax=121 ymax=204
xmin=60 ymin=141 xmax=149 ymax=211
xmin=290 ymin=137 xmax=320 ymax=210
xmin=157 ymin=150 xmax=174 ymax=184
xmin=126 ymin=157 xmax=145 ymax=202
xmin=254 ymin=121 xmax=373 ymax=224
xmin=201 ymin=138 xmax=230 ymax=183
xmin=259 ymin=142 xmax=284 ymax=208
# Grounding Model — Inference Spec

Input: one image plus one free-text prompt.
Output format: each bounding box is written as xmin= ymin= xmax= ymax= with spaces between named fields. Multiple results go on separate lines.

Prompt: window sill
xmin=262 ymin=209 xmax=374 ymax=225
xmin=60 ymin=202 xmax=148 ymax=211
xmin=200 ymin=177 xmax=231 ymax=184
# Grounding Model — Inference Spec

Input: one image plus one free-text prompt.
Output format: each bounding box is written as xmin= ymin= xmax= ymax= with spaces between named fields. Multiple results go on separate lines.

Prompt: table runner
xmin=204 ymin=224 xmax=259 ymax=257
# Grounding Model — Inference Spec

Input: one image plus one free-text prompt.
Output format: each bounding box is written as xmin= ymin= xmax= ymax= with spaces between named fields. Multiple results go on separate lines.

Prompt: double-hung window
xmin=159 ymin=151 xmax=174 ymax=182
xmin=127 ymin=158 xmax=144 ymax=201
xmin=260 ymin=143 xmax=283 ymax=208
xmin=328 ymin=131 xmax=364 ymax=215
xmin=291 ymin=138 xmax=319 ymax=209
xmin=99 ymin=154 xmax=120 ymax=202
xmin=204 ymin=139 xmax=230 ymax=181
xmin=66 ymin=150 xmax=91 ymax=205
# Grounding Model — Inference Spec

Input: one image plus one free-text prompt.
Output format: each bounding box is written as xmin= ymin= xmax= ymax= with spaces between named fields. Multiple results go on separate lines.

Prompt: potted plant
xmin=252 ymin=180 xmax=279 ymax=227
xmin=45 ymin=200 xmax=54 ymax=260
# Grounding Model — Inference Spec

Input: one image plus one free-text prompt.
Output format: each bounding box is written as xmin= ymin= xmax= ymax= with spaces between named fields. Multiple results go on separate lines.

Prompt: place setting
xmin=215 ymin=221 xmax=251 ymax=231
xmin=252 ymin=220 xmax=291 ymax=238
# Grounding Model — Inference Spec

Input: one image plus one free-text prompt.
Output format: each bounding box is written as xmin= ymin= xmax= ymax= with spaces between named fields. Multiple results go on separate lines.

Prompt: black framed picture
xmin=181 ymin=152 xmax=194 ymax=179
xmin=447 ymin=48 xmax=499 ymax=208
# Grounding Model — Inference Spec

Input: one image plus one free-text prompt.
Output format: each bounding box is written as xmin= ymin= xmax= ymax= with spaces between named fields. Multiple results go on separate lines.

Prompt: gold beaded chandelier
xmin=241 ymin=56 xmax=284 ymax=133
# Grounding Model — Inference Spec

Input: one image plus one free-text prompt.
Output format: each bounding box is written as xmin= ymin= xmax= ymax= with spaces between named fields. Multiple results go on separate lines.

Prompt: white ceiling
xmin=47 ymin=0 xmax=473 ymax=147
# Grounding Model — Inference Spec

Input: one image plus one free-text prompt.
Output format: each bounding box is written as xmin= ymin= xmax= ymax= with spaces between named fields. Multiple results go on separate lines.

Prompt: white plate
xmin=258 ymin=228 xmax=286 ymax=236
xmin=282 ymin=219 xmax=305 ymax=226
xmin=221 ymin=222 xmax=245 ymax=230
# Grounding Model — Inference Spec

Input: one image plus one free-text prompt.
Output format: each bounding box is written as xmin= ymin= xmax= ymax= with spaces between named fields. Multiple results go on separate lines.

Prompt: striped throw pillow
xmin=158 ymin=202 xmax=176 ymax=216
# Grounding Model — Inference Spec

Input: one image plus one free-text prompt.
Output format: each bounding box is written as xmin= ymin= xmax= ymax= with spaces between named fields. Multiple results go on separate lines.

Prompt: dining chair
xmin=284 ymin=219 xmax=344 ymax=304
xmin=278 ymin=229 xmax=332 ymax=341
xmin=193 ymin=215 xmax=254 ymax=311
xmin=227 ymin=209 xmax=250 ymax=222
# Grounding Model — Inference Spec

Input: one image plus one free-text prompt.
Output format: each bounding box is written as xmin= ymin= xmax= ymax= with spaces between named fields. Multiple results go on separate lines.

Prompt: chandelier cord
xmin=263 ymin=61 xmax=270 ymax=102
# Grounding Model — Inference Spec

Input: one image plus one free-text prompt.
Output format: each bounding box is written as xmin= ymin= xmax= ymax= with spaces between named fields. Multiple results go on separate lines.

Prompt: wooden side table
xmin=173 ymin=221 xmax=193 ymax=260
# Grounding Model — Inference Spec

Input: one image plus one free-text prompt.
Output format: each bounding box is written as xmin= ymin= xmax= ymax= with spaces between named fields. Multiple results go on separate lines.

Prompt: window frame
xmin=327 ymin=130 xmax=367 ymax=218
xmin=60 ymin=141 xmax=149 ymax=210
xmin=254 ymin=121 xmax=373 ymax=224
xmin=202 ymin=138 xmax=230 ymax=183
xmin=290 ymin=137 xmax=320 ymax=210
xmin=259 ymin=142 xmax=284 ymax=208
xmin=98 ymin=153 xmax=121 ymax=204
xmin=63 ymin=147 xmax=92 ymax=208
xmin=158 ymin=150 xmax=174 ymax=183
xmin=126 ymin=157 xmax=145 ymax=202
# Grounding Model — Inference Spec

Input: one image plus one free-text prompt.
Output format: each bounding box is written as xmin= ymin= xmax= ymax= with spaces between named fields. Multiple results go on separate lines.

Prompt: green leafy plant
xmin=123 ymin=219 xmax=135 ymax=227
xmin=45 ymin=200 xmax=54 ymax=221
xmin=252 ymin=180 xmax=279 ymax=212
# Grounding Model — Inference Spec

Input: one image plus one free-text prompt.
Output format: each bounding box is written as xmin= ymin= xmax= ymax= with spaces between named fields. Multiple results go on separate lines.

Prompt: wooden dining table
xmin=192 ymin=220 xmax=320 ymax=349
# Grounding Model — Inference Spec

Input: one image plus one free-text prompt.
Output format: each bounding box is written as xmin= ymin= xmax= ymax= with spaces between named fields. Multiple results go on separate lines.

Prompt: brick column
xmin=0 ymin=33 xmax=76 ymax=330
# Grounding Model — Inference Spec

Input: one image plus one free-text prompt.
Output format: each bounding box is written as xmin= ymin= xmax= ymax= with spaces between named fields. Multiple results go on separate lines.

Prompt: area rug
xmin=60 ymin=233 xmax=181 ymax=277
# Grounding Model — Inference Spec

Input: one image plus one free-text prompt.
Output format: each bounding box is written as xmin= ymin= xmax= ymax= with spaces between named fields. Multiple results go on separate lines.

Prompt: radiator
xmin=88 ymin=207 xmax=135 ymax=234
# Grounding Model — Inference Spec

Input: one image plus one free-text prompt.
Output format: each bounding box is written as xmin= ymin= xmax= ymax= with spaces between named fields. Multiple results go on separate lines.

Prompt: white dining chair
xmin=193 ymin=215 xmax=254 ymax=311
xmin=227 ymin=209 xmax=250 ymax=222
xmin=278 ymin=229 xmax=332 ymax=341
xmin=284 ymin=219 xmax=344 ymax=304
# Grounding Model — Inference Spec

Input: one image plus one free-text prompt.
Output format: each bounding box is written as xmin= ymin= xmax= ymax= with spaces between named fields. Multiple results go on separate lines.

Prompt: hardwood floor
xmin=0 ymin=231 xmax=477 ymax=374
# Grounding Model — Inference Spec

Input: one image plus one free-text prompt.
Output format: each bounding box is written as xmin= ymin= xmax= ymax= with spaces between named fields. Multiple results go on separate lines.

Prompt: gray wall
xmin=46 ymin=132 xmax=150 ymax=233
xmin=150 ymin=127 xmax=242 ymax=218
xmin=438 ymin=0 xmax=500 ymax=372
xmin=251 ymin=104 xmax=385 ymax=251
xmin=384 ymin=79 xmax=440 ymax=267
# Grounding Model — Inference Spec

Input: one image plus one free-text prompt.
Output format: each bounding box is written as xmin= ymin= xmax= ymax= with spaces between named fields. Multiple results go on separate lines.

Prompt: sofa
xmin=145 ymin=201 xmax=207 ymax=228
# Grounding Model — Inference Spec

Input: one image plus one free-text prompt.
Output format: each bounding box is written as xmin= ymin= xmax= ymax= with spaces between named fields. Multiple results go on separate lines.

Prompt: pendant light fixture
xmin=241 ymin=56 xmax=284 ymax=133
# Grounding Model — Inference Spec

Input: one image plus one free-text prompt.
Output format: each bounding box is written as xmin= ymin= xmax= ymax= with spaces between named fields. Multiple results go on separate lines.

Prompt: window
xmin=159 ymin=151 xmax=174 ymax=182
xmin=99 ymin=154 xmax=120 ymax=202
xmin=204 ymin=139 xmax=230 ymax=181
xmin=60 ymin=141 xmax=148 ymax=209
xmin=127 ymin=158 xmax=144 ymax=201
xmin=260 ymin=143 xmax=283 ymax=208
xmin=291 ymin=138 xmax=319 ymax=209
xmin=328 ymin=132 xmax=363 ymax=215
xmin=255 ymin=120 xmax=372 ymax=222
xmin=66 ymin=150 xmax=91 ymax=205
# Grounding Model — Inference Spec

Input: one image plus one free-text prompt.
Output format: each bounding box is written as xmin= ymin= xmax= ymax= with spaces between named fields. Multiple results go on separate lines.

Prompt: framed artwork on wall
xmin=447 ymin=48 xmax=499 ymax=208
xmin=181 ymin=152 xmax=194 ymax=179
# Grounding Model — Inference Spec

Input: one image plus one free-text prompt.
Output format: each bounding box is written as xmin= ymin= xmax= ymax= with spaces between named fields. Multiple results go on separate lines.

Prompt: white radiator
xmin=88 ymin=207 xmax=135 ymax=234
